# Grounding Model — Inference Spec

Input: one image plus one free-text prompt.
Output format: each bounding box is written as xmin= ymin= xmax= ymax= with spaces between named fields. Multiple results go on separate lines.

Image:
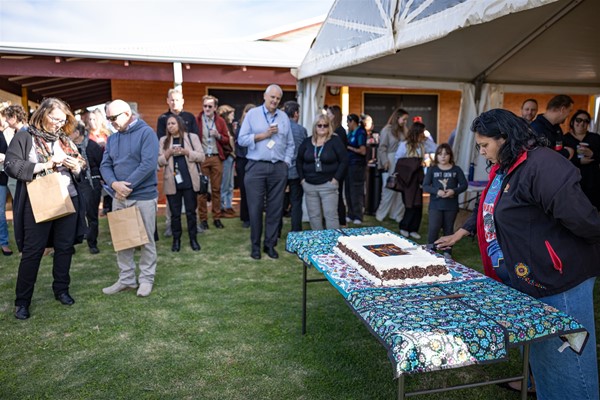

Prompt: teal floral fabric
xmin=286 ymin=228 xmax=588 ymax=377
xmin=348 ymin=281 xmax=586 ymax=376
xmin=310 ymin=253 xmax=485 ymax=297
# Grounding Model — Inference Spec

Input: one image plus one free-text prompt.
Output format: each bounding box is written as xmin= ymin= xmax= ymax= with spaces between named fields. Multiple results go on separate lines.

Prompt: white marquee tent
xmin=296 ymin=0 xmax=600 ymax=180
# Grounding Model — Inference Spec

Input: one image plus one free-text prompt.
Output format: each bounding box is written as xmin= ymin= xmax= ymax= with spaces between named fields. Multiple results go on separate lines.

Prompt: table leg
xmin=302 ymin=262 xmax=308 ymax=335
xmin=301 ymin=261 xmax=330 ymax=335
xmin=521 ymin=343 xmax=530 ymax=400
xmin=397 ymin=375 xmax=405 ymax=400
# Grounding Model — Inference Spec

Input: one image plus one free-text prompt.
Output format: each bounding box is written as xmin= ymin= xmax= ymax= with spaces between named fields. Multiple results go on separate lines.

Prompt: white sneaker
xmin=353 ymin=219 xmax=362 ymax=225
xmin=102 ymin=281 xmax=137 ymax=295
xmin=137 ymin=283 xmax=153 ymax=297
xmin=409 ymin=232 xmax=421 ymax=239
xmin=345 ymin=216 xmax=352 ymax=223
xmin=399 ymin=229 xmax=409 ymax=237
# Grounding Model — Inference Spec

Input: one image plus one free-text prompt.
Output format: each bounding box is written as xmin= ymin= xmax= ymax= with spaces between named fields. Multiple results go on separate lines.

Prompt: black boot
xmin=172 ymin=237 xmax=181 ymax=252
xmin=190 ymin=237 xmax=201 ymax=251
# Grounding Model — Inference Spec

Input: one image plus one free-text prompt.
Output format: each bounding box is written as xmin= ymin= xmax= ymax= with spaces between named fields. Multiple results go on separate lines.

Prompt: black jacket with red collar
xmin=464 ymin=146 xmax=600 ymax=298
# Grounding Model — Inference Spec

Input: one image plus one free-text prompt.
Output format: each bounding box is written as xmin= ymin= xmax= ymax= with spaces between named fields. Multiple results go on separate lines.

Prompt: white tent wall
xmin=297 ymin=75 xmax=327 ymax=132
xmin=298 ymin=0 xmax=600 ymax=185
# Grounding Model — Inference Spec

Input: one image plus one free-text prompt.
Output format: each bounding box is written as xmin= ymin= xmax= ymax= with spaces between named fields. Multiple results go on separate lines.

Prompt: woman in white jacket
xmin=375 ymin=108 xmax=409 ymax=223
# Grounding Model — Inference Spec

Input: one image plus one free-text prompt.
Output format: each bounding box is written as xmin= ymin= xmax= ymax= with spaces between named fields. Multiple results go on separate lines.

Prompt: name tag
xmin=267 ymin=139 xmax=275 ymax=149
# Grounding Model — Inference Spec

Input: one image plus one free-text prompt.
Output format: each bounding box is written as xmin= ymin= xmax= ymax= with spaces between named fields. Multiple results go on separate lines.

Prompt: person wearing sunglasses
xmin=564 ymin=109 xmax=600 ymax=210
xmin=436 ymin=109 xmax=600 ymax=400
xmin=100 ymin=99 xmax=159 ymax=298
xmin=4 ymin=98 xmax=87 ymax=320
xmin=296 ymin=114 xmax=348 ymax=230
xmin=530 ymin=94 xmax=576 ymax=159
xmin=196 ymin=95 xmax=230 ymax=231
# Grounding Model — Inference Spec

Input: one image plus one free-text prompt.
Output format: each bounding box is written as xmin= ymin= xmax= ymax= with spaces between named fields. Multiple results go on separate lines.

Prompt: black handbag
xmin=197 ymin=174 xmax=209 ymax=195
xmin=385 ymin=173 xmax=402 ymax=192
xmin=187 ymin=134 xmax=209 ymax=195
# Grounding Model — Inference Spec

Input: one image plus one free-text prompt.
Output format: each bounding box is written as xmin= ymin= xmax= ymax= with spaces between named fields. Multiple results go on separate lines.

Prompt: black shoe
xmin=172 ymin=238 xmax=181 ymax=252
xmin=201 ymin=220 xmax=209 ymax=230
xmin=55 ymin=292 xmax=75 ymax=306
xmin=263 ymin=246 xmax=279 ymax=259
xmin=214 ymin=219 xmax=224 ymax=229
xmin=15 ymin=305 xmax=30 ymax=320
xmin=89 ymin=247 xmax=100 ymax=254
xmin=242 ymin=220 xmax=251 ymax=228
xmin=251 ymin=248 xmax=261 ymax=260
xmin=190 ymin=238 xmax=201 ymax=251
xmin=2 ymin=247 xmax=13 ymax=256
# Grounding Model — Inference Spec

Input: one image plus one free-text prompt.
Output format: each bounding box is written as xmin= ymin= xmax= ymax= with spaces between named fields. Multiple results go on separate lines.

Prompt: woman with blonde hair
xmin=86 ymin=108 xmax=110 ymax=147
xmin=5 ymin=97 xmax=87 ymax=319
xmin=296 ymin=114 xmax=348 ymax=230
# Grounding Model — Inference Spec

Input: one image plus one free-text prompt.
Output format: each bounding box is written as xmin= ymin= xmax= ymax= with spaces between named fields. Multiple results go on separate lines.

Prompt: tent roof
xmin=298 ymin=0 xmax=600 ymax=92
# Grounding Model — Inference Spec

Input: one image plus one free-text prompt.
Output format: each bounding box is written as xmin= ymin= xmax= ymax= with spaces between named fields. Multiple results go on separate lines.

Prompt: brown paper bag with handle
xmin=107 ymin=206 xmax=150 ymax=251
xmin=26 ymin=171 xmax=75 ymax=223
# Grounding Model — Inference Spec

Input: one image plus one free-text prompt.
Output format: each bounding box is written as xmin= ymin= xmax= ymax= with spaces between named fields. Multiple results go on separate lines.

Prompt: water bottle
xmin=468 ymin=162 xmax=475 ymax=182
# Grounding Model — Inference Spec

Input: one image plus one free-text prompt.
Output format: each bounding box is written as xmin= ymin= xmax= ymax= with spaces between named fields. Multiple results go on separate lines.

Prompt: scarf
xmin=29 ymin=125 xmax=87 ymax=169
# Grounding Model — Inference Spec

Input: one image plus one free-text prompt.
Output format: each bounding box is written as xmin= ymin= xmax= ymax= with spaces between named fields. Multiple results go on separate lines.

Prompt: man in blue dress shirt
xmin=238 ymin=84 xmax=295 ymax=259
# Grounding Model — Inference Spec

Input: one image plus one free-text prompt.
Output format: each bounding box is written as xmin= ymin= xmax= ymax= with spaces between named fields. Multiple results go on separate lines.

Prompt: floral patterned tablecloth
xmin=286 ymin=228 xmax=588 ymax=377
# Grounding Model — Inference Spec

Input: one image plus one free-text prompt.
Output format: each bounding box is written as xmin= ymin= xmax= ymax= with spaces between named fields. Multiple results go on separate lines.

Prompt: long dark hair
xmin=471 ymin=109 xmax=547 ymax=172
xmin=163 ymin=114 xmax=187 ymax=151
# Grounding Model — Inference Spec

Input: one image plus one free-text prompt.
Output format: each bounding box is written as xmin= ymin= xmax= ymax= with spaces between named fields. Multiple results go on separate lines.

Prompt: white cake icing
xmin=333 ymin=232 xmax=452 ymax=286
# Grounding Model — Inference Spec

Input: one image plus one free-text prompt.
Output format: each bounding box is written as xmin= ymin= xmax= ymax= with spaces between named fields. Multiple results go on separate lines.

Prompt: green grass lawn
xmin=0 ymin=209 xmax=597 ymax=399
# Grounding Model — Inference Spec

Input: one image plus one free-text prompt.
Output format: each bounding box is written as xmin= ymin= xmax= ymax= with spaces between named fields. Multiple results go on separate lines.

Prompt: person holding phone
xmin=4 ymin=98 xmax=87 ymax=320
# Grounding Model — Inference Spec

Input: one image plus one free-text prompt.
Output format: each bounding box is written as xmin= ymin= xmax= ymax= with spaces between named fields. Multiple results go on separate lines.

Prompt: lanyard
xmin=262 ymin=105 xmax=277 ymax=125
xmin=202 ymin=114 xmax=215 ymax=131
xmin=313 ymin=142 xmax=324 ymax=160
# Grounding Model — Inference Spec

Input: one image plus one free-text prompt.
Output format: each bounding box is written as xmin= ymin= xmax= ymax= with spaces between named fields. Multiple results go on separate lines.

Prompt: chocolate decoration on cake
xmin=334 ymin=233 xmax=452 ymax=286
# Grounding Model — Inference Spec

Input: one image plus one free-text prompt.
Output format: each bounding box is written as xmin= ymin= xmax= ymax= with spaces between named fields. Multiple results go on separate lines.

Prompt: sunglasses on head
xmin=575 ymin=117 xmax=590 ymax=124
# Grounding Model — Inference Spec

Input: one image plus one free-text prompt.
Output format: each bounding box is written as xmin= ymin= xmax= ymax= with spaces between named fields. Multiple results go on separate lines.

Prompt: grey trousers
xmin=302 ymin=180 xmax=339 ymax=230
xmin=113 ymin=198 xmax=158 ymax=285
xmin=244 ymin=160 xmax=287 ymax=250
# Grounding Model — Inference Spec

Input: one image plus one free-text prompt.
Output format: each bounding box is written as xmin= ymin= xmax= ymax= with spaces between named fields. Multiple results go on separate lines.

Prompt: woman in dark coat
xmin=5 ymin=98 xmax=87 ymax=320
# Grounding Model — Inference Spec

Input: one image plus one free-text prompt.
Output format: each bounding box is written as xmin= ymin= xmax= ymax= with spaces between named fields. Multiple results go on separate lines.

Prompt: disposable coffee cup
xmin=577 ymin=142 xmax=589 ymax=158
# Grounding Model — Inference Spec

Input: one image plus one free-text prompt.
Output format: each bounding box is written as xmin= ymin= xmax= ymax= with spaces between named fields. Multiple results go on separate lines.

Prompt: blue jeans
xmin=0 ymin=185 xmax=9 ymax=247
xmin=220 ymin=156 xmax=234 ymax=210
xmin=529 ymin=277 xmax=599 ymax=400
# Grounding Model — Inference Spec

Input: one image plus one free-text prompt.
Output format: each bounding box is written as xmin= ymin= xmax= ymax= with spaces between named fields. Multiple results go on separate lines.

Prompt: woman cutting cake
xmin=435 ymin=108 xmax=600 ymax=400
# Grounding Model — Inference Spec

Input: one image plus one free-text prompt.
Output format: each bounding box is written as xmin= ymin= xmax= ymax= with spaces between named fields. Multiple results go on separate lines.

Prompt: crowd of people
xmin=1 ymin=89 xmax=599 ymax=399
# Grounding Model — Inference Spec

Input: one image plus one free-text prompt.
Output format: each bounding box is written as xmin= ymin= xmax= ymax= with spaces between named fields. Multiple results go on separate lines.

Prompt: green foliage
xmin=0 ymin=210 xmax=597 ymax=399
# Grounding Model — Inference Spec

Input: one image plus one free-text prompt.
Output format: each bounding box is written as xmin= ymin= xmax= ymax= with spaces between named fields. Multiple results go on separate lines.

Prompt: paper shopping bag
xmin=107 ymin=206 xmax=150 ymax=251
xmin=26 ymin=172 xmax=75 ymax=223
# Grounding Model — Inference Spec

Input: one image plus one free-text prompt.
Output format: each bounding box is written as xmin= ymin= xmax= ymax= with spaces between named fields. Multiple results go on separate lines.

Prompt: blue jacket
xmin=100 ymin=119 xmax=159 ymax=200
xmin=288 ymin=121 xmax=307 ymax=179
